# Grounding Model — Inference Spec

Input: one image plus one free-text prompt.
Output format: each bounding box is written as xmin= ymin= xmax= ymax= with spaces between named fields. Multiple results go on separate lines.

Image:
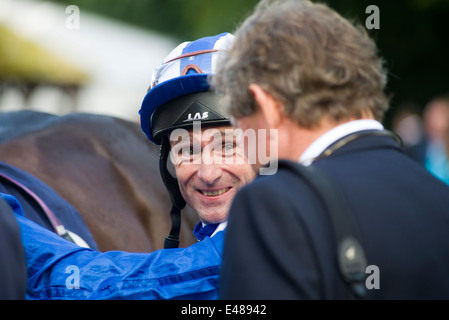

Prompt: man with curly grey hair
xmin=214 ymin=0 xmax=449 ymax=299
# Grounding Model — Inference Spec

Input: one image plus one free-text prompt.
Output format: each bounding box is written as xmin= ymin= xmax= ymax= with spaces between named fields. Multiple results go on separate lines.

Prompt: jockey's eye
xmin=221 ymin=142 xmax=236 ymax=156
xmin=170 ymin=141 xmax=201 ymax=164
xmin=176 ymin=143 xmax=201 ymax=163
xmin=180 ymin=146 xmax=200 ymax=157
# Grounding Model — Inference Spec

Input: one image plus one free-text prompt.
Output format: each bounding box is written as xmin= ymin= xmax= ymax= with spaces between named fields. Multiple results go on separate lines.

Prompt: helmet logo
xmin=184 ymin=111 xmax=209 ymax=122
xmin=172 ymin=98 xmax=226 ymax=127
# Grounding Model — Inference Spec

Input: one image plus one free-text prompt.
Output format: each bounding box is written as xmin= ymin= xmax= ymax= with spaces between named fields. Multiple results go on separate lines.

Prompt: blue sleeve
xmin=16 ymin=213 xmax=223 ymax=300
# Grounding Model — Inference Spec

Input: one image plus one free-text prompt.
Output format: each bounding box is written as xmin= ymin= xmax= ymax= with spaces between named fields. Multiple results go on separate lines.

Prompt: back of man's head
xmin=214 ymin=0 xmax=389 ymax=127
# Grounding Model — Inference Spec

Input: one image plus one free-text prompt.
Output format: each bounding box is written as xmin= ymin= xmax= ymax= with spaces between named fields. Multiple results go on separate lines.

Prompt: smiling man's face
xmin=169 ymin=125 xmax=256 ymax=224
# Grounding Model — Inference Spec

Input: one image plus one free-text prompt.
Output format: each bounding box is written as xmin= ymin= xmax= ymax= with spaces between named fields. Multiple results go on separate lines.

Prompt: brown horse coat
xmin=0 ymin=111 xmax=198 ymax=252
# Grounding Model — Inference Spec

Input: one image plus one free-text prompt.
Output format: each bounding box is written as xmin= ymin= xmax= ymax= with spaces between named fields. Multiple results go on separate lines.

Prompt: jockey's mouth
xmin=198 ymin=187 xmax=231 ymax=197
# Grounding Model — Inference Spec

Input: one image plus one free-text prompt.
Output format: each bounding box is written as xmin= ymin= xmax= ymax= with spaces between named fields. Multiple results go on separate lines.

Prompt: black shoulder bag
xmin=278 ymin=160 xmax=368 ymax=298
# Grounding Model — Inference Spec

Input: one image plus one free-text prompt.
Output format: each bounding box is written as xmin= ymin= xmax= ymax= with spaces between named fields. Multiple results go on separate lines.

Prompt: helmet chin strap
xmin=164 ymin=205 xmax=182 ymax=249
xmin=159 ymin=137 xmax=186 ymax=249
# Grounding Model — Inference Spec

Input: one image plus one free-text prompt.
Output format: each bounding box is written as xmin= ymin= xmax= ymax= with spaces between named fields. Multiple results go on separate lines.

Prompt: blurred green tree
xmin=47 ymin=0 xmax=449 ymax=128
xmin=49 ymin=0 xmax=258 ymax=41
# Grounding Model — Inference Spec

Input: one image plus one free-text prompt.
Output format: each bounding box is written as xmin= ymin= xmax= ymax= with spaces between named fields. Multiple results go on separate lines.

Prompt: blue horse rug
xmin=0 ymin=161 xmax=98 ymax=250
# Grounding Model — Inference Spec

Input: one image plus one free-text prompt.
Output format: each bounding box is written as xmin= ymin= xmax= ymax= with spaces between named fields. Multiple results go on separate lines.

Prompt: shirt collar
xmin=299 ymin=119 xmax=384 ymax=166
xmin=211 ymin=221 xmax=227 ymax=237
xmin=194 ymin=221 xmax=227 ymax=241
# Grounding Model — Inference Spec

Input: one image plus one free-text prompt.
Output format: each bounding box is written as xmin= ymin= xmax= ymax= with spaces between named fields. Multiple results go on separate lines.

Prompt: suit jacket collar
xmin=299 ymin=120 xmax=384 ymax=166
xmin=312 ymin=130 xmax=404 ymax=164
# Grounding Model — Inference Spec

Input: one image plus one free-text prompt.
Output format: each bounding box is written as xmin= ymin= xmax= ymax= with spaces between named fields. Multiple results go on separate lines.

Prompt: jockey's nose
xmin=196 ymin=160 xmax=223 ymax=186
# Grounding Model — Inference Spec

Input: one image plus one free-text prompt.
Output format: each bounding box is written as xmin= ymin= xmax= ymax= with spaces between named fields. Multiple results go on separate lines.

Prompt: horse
xmin=0 ymin=110 xmax=198 ymax=252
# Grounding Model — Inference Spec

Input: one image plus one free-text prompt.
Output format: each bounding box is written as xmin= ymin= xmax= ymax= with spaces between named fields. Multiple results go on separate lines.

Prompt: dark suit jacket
xmin=404 ymin=138 xmax=428 ymax=165
xmin=220 ymin=134 xmax=449 ymax=299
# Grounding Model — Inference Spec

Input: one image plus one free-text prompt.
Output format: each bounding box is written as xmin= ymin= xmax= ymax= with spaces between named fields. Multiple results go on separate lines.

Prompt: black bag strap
xmin=278 ymin=160 xmax=368 ymax=298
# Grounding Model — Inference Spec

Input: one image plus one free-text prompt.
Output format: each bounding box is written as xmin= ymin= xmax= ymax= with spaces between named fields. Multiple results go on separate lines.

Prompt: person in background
xmin=407 ymin=96 xmax=449 ymax=185
xmin=391 ymin=101 xmax=424 ymax=149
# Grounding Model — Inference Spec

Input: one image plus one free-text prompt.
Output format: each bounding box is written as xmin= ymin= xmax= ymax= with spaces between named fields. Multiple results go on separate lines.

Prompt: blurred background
xmin=1 ymin=0 xmax=449 ymax=183
xmin=1 ymin=0 xmax=448 ymax=123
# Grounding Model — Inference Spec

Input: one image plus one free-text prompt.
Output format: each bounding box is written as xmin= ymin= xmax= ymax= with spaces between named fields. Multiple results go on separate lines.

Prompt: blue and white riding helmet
xmin=139 ymin=32 xmax=234 ymax=248
xmin=140 ymin=32 xmax=234 ymax=145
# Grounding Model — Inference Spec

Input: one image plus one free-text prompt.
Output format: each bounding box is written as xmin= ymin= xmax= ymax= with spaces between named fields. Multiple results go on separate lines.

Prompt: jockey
xmin=7 ymin=32 xmax=255 ymax=300
xmin=140 ymin=31 xmax=254 ymax=248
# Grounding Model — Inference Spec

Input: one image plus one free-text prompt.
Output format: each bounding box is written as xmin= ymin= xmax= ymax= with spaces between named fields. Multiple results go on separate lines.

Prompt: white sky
xmin=0 ymin=0 xmax=177 ymax=121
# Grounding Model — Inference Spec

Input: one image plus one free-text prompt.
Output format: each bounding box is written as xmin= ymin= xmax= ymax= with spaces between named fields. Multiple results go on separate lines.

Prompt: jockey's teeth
xmin=201 ymin=187 xmax=230 ymax=197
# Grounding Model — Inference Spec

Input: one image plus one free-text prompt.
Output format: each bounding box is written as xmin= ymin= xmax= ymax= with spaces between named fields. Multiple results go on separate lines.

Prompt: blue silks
xmin=193 ymin=222 xmax=220 ymax=241
xmin=3 ymin=193 xmax=223 ymax=300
